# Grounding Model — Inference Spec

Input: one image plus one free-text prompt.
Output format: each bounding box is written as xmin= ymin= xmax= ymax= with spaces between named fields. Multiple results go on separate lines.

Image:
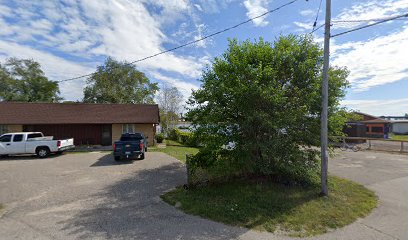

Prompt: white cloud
xmin=0 ymin=0 xmax=210 ymax=80
xmin=333 ymin=0 xmax=408 ymax=29
xmin=194 ymin=4 xmax=203 ymax=12
xmin=142 ymin=0 xmax=191 ymax=26
xmin=342 ymin=99 xmax=408 ymax=116
xmin=293 ymin=21 xmax=313 ymax=31
xmin=193 ymin=24 xmax=211 ymax=48
xmin=150 ymin=72 xmax=200 ymax=100
xmin=331 ymin=27 xmax=408 ymax=91
xmin=196 ymin=0 xmax=232 ymax=13
xmin=0 ymin=5 xmax=12 ymax=17
xmin=300 ymin=9 xmax=315 ymax=17
xmin=243 ymin=0 xmax=270 ymax=27
xmin=0 ymin=40 xmax=95 ymax=101
xmin=0 ymin=0 xmax=237 ymax=101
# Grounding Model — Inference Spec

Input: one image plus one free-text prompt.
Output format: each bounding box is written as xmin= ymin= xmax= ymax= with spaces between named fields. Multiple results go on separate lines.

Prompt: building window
xmin=0 ymin=125 xmax=8 ymax=135
xmin=366 ymin=126 xmax=369 ymax=133
xmin=371 ymin=127 xmax=383 ymax=133
xmin=122 ymin=124 xmax=136 ymax=133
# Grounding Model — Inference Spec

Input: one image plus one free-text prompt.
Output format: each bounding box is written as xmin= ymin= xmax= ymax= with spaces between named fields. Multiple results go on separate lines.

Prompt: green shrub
xmin=168 ymin=128 xmax=179 ymax=141
xmin=155 ymin=133 xmax=164 ymax=143
xmin=177 ymin=131 xmax=194 ymax=145
xmin=167 ymin=128 xmax=199 ymax=147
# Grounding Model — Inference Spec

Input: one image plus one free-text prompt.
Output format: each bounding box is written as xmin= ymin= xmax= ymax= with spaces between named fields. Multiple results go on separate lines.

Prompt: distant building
xmin=344 ymin=112 xmax=391 ymax=138
xmin=390 ymin=121 xmax=408 ymax=135
xmin=379 ymin=115 xmax=408 ymax=121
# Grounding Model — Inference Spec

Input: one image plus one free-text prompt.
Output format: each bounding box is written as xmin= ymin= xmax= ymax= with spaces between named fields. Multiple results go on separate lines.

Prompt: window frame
xmin=13 ymin=134 xmax=24 ymax=142
xmin=371 ymin=126 xmax=383 ymax=133
xmin=0 ymin=134 xmax=12 ymax=143
xmin=122 ymin=124 xmax=136 ymax=134
xmin=27 ymin=133 xmax=43 ymax=139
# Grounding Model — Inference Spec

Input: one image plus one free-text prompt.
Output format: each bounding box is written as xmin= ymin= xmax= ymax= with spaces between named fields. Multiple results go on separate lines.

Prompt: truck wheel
xmin=114 ymin=156 xmax=121 ymax=161
xmin=139 ymin=153 xmax=145 ymax=160
xmin=36 ymin=147 xmax=50 ymax=158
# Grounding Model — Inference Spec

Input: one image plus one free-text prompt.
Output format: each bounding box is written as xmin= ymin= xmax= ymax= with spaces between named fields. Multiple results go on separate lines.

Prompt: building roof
xmin=352 ymin=112 xmax=390 ymax=124
xmin=0 ymin=102 xmax=159 ymax=124
xmin=361 ymin=119 xmax=390 ymax=124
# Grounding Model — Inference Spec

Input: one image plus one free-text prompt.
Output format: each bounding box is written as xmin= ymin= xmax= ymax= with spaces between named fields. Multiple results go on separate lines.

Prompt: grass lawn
xmin=390 ymin=134 xmax=408 ymax=141
xmin=164 ymin=139 xmax=183 ymax=146
xmin=149 ymin=140 xmax=199 ymax=163
xmin=162 ymin=176 xmax=377 ymax=237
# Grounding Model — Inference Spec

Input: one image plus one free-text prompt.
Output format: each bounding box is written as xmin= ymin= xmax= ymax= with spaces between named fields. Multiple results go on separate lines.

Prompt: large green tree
xmin=187 ymin=35 xmax=350 ymax=183
xmin=83 ymin=57 xmax=158 ymax=104
xmin=0 ymin=58 xmax=61 ymax=102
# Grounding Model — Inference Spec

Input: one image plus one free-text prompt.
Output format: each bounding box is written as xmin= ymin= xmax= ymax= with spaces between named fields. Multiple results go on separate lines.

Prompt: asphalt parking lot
xmin=0 ymin=150 xmax=407 ymax=240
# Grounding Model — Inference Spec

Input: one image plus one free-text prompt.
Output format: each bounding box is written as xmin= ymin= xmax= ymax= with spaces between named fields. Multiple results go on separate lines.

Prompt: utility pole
xmin=321 ymin=0 xmax=331 ymax=196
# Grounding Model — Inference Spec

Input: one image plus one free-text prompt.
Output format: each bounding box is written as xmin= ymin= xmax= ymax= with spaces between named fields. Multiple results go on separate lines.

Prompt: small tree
xmin=157 ymin=84 xmax=183 ymax=133
xmin=0 ymin=58 xmax=61 ymax=102
xmin=187 ymin=35 xmax=350 ymax=183
xmin=83 ymin=57 xmax=158 ymax=104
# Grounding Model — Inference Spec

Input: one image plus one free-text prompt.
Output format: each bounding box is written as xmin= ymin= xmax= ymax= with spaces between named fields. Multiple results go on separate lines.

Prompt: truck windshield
xmin=120 ymin=134 xmax=143 ymax=141
xmin=0 ymin=135 xmax=12 ymax=142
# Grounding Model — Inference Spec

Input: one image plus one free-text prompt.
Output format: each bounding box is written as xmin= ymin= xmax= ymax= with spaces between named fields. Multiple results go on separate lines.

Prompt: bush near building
xmin=167 ymin=128 xmax=199 ymax=147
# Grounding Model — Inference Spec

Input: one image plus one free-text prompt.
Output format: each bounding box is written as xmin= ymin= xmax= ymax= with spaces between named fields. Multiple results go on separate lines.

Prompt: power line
xmin=331 ymin=13 xmax=408 ymax=38
xmin=311 ymin=0 xmax=323 ymax=31
xmin=311 ymin=13 xmax=408 ymax=35
xmin=332 ymin=17 xmax=408 ymax=23
xmin=310 ymin=23 xmax=325 ymax=34
xmin=57 ymin=0 xmax=300 ymax=83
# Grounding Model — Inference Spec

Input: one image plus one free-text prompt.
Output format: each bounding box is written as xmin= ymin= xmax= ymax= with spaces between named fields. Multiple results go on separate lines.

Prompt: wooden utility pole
xmin=321 ymin=0 xmax=331 ymax=196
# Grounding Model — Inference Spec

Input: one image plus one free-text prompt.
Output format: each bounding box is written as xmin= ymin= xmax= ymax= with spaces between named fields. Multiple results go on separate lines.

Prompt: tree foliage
xmin=0 ymin=58 xmax=61 ymax=102
xmin=157 ymin=84 xmax=183 ymax=133
xmin=187 ymin=35 xmax=350 ymax=183
xmin=83 ymin=57 xmax=158 ymax=104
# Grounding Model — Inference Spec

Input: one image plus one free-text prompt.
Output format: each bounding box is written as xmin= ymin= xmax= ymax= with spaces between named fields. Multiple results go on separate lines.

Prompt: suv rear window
xmin=120 ymin=134 xmax=143 ymax=141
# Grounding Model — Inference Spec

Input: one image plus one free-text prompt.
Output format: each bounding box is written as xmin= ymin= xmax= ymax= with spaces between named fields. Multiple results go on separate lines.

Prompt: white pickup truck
xmin=0 ymin=132 xmax=75 ymax=158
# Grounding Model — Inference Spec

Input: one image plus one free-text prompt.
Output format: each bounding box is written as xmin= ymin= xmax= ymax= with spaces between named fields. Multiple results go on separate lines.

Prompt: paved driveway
xmin=0 ymin=151 xmax=407 ymax=240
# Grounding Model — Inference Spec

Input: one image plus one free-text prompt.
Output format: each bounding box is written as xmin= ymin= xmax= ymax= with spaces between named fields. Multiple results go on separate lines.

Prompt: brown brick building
xmin=0 ymin=102 xmax=159 ymax=146
xmin=344 ymin=112 xmax=390 ymax=138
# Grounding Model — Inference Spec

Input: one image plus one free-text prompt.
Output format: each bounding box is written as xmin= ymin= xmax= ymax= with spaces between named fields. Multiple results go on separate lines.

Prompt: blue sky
xmin=0 ymin=0 xmax=407 ymax=116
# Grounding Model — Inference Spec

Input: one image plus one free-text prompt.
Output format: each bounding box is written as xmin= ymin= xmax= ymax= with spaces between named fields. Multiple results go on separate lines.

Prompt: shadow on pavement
xmin=90 ymin=153 xmax=134 ymax=167
xmin=59 ymin=161 xmax=247 ymax=239
xmin=0 ymin=153 xmax=62 ymax=161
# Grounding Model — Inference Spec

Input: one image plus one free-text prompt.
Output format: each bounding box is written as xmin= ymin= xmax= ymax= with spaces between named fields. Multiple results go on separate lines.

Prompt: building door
xmin=101 ymin=124 xmax=112 ymax=146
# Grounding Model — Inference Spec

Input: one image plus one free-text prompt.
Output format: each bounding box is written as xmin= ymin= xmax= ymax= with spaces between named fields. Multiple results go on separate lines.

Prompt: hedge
xmin=168 ymin=128 xmax=199 ymax=147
